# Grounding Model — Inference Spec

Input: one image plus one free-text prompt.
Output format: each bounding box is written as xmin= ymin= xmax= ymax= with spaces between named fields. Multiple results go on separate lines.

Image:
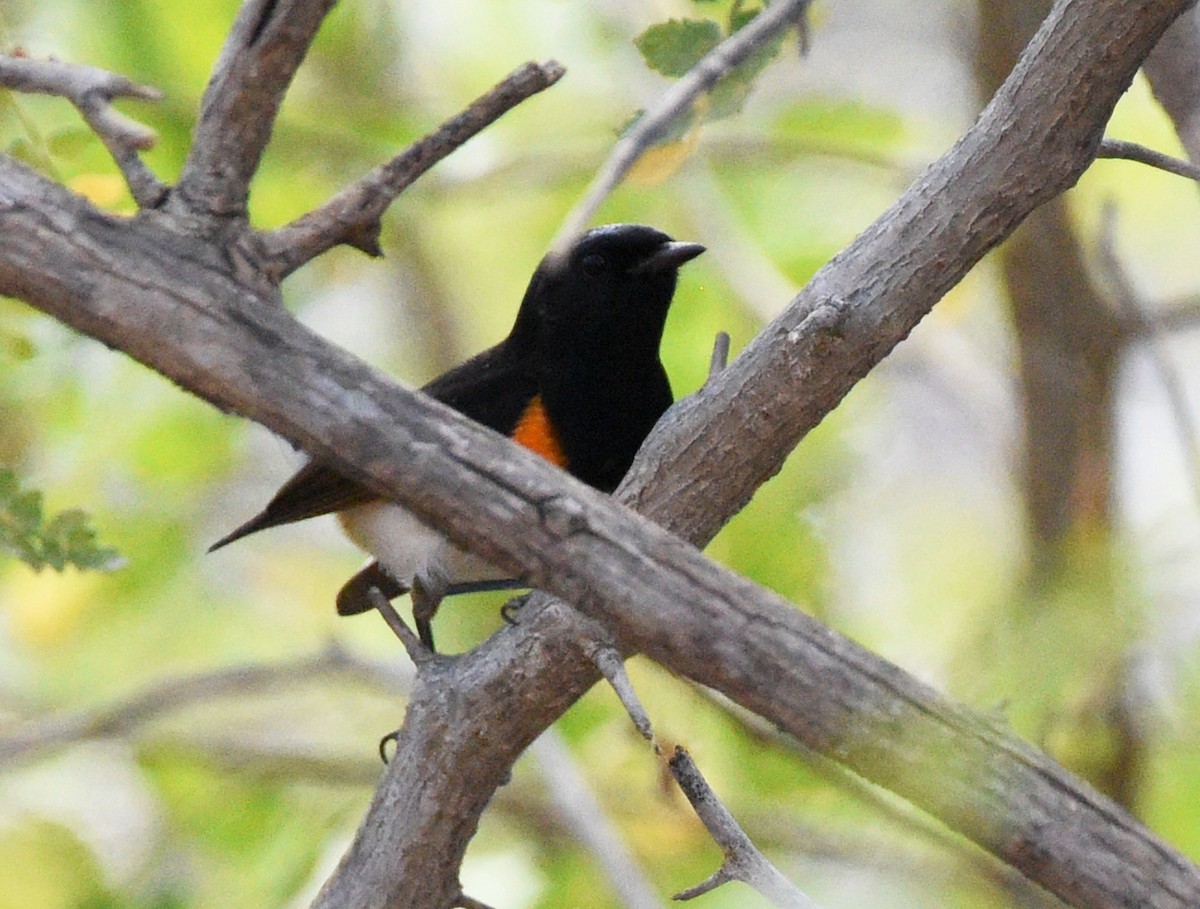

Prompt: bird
xmin=209 ymin=224 xmax=705 ymax=649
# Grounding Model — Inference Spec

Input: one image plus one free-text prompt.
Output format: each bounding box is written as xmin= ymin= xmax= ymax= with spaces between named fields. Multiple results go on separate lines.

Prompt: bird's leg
xmin=500 ymin=593 xmax=532 ymax=627
xmin=336 ymin=561 xmax=406 ymax=616
xmin=411 ymin=568 xmax=449 ymax=651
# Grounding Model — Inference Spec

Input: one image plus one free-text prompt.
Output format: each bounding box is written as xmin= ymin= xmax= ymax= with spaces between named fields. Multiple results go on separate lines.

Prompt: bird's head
xmin=511 ymin=224 xmax=705 ymax=356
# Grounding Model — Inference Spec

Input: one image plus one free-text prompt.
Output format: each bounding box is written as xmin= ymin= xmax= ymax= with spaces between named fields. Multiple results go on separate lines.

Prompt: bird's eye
xmin=580 ymin=253 xmax=607 ymax=277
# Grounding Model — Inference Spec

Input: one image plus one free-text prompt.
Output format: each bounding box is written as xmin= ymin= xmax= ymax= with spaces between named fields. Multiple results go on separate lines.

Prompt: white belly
xmin=337 ymin=501 xmax=504 ymax=589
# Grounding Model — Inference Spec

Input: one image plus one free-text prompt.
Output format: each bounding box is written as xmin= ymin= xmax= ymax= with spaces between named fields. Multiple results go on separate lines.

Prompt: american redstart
xmin=210 ymin=224 xmax=704 ymax=648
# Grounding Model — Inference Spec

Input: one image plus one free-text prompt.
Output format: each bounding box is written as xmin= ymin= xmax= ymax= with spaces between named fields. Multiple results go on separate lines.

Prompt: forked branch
xmin=262 ymin=60 xmax=566 ymax=277
xmin=0 ymin=53 xmax=165 ymax=205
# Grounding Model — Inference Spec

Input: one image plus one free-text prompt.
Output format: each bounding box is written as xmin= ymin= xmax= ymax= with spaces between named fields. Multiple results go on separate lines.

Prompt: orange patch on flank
xmin=512 ymin=395 xmax=569 ymax=468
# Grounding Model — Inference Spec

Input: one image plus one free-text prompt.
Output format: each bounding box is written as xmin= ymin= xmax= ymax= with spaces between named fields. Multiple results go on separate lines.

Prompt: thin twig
xmin=669 ymin=747 xmax=822 ymax=908
xmin=0 ymin=53 xmax=166 ymax=206
xmin=1142 ymin=295 xmax=1200 ymax=335
xmin=531 ymin=731 xmax=665 ymax=909
xmin=0 ymin=642 xmax=410 ymax=767
xmin=550 ymin=0 xmax=811 ymax=258
xmin=708 ymin=331 xmax=731 ymax=383
xmin=1096 ymin=202 xmax=1200 ymax=511
xmin=588 ymin=644 xmax=655 ymax=741
xmin=1097 ymin=137 xmax=1200 ymax=182
xmin=263 ymin=60 xmax=566 ymax=278
xmin=586 ymin=644 xmax=814 ymax=906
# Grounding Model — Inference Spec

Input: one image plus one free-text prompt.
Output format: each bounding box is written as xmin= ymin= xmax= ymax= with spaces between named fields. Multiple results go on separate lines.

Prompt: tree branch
xmin=1097 ymin=136 xmax=1200 ymax=180
xmin=669 ymin=746 xmax=822 ymax=908
xmin=171 ymin=0 xmax=338 ymax=219
xmin=0 ymin=53 xmax=166 ymax=206
xmin=975 ymin=0 xmax=1125 ymax=573
xmin=0 ymin=1 xmax=1197 ymax=908
xmin=262 ymin=60 xmax=565 ymax=277
xmin=590 ymin=645 xmax=654 ymax=741
xmin=592 ymin=647 xmax=816 ymax=906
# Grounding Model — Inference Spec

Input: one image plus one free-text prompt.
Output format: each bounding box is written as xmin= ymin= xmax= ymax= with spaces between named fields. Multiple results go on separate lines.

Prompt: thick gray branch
xmin=0 ymin=1 xmax=1196 ymax=908
xmin=171 ymin=0 xmax=337 ymax=219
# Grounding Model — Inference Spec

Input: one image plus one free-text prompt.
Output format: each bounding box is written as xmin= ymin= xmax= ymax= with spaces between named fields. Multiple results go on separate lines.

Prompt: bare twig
xmin=708 ymin=331 xmax=731 ymax=382
xmin=1144 ymin=295 xmax=1200 ymax=334
xmin=0 ymin=642 xmax=410 ymax=768
xmin=669 ymin=747 xmax=822 ymax=907
xmin=0 ymin=53 xmax=166 ymax=206
xmin=1097 ymin=203 xmax=1200 ymax=510
xmin=600 ymin=649 xmax=657 ymax=741
xmin=263 ymin=60 xmax=565 ymax=277
xmin=550 ymin=0 xmax=812 ymax=257
xmin=531 ymin=731 xmax=665 ymax=909
xmin=172 ymin=0 xmax=338 ymax=219
xmin=586 ymin=644 xmax=811 ymax=907
xmin=1096 ymin=137 xmax=1200 ymax=181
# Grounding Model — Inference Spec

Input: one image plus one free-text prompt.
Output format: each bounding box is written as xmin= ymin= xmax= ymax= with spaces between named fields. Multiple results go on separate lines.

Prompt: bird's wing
xmin=210 ymin=343 xmax=537 ymax=550
xmin=421 ymin=343 xmax=537 ymax=430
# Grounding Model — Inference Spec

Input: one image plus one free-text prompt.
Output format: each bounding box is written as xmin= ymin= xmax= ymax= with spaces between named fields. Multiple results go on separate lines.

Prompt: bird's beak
xmin=629 ymin=241 xmax=706 ymax=275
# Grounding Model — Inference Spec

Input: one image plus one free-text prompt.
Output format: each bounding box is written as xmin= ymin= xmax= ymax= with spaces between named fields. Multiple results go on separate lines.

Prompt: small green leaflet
xmin=0 ymin=467 xmax=123 ymax=572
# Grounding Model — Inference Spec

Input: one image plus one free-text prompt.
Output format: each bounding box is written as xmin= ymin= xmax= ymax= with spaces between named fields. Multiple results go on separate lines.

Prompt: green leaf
xmin=10 ymin=488 xmax=44 ymax=532
xmin=635 ymin=19 xmax=722 ymax=77
xmin=0 ymin=468 xmax=122 ymax=573
xmin=635 ymin=8 xmax=788 ymax=122
xmin=6 ymin=136 xmax=38 ymax=166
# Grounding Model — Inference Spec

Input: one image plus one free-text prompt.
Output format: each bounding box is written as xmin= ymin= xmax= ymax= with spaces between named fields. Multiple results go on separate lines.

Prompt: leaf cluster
xmin=635 ymin=1 xmax=791 ymax=126
xmin=0 ymin=467 xmax=121 ymax=571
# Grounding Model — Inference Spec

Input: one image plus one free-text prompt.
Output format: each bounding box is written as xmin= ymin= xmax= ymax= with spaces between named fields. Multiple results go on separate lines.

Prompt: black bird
xmin=210 ymin=224 xmax=704 ymax=648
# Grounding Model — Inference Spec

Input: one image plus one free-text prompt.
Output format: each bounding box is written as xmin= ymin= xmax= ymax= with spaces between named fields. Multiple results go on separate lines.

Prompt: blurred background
xmin=2 ymin=0 xmax=1199 ymax=906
